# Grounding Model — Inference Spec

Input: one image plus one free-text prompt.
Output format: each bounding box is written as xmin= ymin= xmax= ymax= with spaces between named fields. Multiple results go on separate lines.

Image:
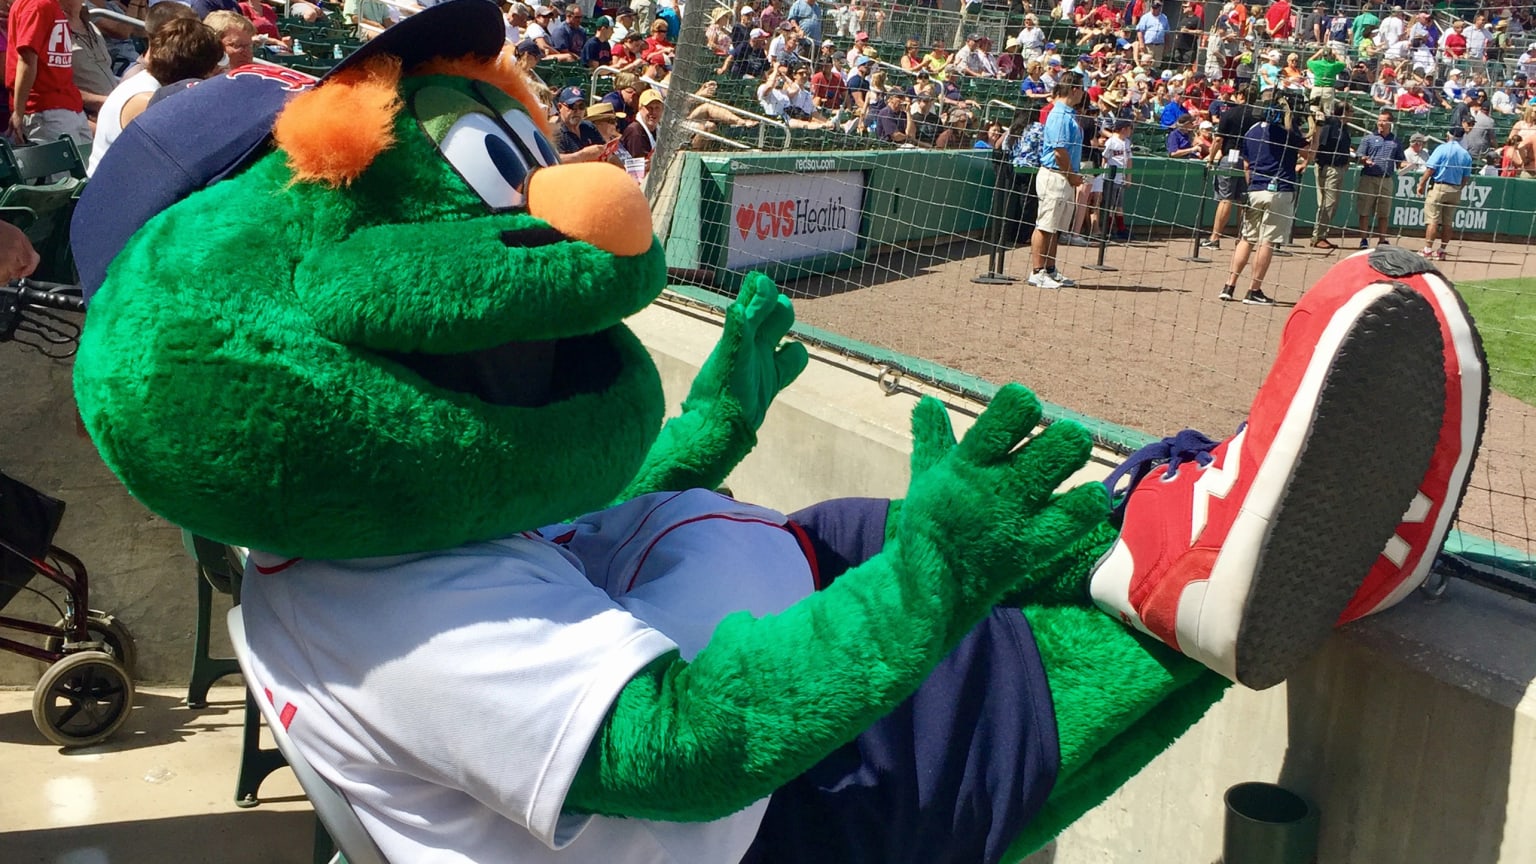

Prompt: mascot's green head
xmin=72 ymin=1 xmax=669 ymax=558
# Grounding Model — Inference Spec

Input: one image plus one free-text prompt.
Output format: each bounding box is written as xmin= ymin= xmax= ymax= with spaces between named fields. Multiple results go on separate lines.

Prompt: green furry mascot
xmin=70 ymin=3 xmax=1482 ymax=861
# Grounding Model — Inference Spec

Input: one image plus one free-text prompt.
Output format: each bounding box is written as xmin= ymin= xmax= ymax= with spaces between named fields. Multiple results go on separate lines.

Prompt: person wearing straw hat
xmin=706 ymin=7 xmax=736 ymax=56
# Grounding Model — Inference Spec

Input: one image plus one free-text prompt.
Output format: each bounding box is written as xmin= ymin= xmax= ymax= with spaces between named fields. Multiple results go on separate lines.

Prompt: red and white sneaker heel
xmin=1303 ymin=247 xmax=1489 ymax=624
xmin=1091 ymin=278 xmax=1447 ymax=690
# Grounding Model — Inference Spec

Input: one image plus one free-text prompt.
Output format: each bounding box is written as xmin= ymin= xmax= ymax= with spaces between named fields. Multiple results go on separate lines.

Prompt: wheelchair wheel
xmin=32 ymin=650 xmax=135 ymax=748
xmin=43 ymin=611 xmax=138 ymax=677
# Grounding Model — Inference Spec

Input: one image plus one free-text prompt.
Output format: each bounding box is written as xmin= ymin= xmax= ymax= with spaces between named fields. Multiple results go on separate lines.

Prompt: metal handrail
xmin=85 ymin=7 xmax=144 ymax=29
xmin=638 ymin=74 xmax=792 ymax=151
xmin=984 ymin=98 xmax=1020 ymax=125
xmin=680 ymin=123 xmax=755 ymax=151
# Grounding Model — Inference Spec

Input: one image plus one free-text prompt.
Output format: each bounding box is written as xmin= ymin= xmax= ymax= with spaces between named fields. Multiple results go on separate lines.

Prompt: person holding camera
xmin=1308 ymin=101 xmax=1352 ymax=250
xmin=1219 ymin=90 xmax=1313 ymax=305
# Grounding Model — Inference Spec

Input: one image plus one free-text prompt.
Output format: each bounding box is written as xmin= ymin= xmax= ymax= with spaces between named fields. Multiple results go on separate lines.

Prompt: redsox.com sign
xmin=726 ymin=171 xmax=865 ymax=271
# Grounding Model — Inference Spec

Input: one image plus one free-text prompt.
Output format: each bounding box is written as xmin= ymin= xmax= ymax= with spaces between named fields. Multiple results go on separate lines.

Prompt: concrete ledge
xmin=631 ymin=298 xmax=1536 ymax=864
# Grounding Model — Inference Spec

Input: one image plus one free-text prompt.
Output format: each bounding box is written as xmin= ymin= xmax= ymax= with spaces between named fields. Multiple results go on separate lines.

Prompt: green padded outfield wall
xmin=664 ymin=150 xmax=1536 ymax=286
xmin=1116 ymin=157 xmax=1536 ymax=238
xmin=665 ymin=150 xmax=997 ymax=288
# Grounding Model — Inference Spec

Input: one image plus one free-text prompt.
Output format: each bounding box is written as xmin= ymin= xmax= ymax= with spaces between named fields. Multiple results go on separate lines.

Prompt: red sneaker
xmin=1091 ymin=279 xmax=1447 ymax=690
xmin=1305 ymin=248 xmax=1489 ymax=623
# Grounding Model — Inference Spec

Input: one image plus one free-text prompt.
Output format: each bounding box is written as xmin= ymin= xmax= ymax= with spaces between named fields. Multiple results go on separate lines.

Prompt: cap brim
xmin=329 ymin=0 xmax=504 ymax=80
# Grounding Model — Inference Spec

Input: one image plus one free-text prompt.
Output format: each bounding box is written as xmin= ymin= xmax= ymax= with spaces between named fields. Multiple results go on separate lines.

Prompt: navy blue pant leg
xmin=741 ymin=499 xmax=1061 ymax=864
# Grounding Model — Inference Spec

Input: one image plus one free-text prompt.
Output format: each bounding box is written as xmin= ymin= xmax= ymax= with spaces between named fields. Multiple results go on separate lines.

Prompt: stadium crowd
xmin=5 ymin=0 xmax=1535 ymax=294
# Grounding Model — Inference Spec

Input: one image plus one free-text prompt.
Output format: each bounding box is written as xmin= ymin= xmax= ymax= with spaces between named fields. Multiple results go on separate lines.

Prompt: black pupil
xmin=485 ymin=134 xmax=528 ymax=191
xmin=535 ymin=136 xmax=559 ymax=167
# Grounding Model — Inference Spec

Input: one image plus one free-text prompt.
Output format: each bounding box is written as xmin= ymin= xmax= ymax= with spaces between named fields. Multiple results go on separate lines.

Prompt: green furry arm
xmin=568 ymin=387 xmax=1110 ymax=820
xmin=617 ymin=274 xmax=808 ymax=502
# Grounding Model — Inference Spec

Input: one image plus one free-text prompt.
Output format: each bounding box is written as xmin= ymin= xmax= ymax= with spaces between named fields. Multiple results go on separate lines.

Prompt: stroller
xmin=1 ymin=279 xmax=136 ymax=747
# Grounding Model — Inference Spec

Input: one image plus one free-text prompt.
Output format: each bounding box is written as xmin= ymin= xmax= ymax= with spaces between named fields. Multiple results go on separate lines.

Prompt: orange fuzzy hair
xmin=273 ymin=50 xmax=549 ymax=187
xmin=274 ymin=55 xmax=403 ymax=187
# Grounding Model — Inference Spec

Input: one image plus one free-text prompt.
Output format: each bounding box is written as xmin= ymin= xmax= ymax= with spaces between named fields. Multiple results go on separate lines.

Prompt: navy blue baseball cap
xmin=73 ymin=0 xmax=505 ymax=303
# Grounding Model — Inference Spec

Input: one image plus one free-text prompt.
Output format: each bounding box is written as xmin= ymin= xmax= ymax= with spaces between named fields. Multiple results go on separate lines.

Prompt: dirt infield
xmin=786 ymin=235 xmax=1536 ymax=559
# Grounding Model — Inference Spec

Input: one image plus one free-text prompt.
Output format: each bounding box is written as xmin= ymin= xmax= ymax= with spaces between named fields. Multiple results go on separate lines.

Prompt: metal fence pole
xmin=1083 ymin=165 xmax=1118 ymax=272
xmin=1177 ymin=162 xmax=1214 ymax=264
xmin=648 ymin=1 xmax=713 ymax=243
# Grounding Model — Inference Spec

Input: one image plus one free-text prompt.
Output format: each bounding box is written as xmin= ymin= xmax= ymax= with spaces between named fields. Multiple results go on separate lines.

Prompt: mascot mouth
xmin=378 ymin=328 xmax=621 ymax=407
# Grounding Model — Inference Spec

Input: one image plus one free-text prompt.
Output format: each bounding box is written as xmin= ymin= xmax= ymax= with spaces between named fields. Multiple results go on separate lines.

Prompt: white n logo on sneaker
xmin=1382 ymin=492 xmax=1432 ymax=567
xmin=1190 ymin=428 xmax=1245 ymax=543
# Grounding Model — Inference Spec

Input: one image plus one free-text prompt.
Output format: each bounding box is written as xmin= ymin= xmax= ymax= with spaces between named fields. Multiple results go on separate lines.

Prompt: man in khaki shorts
xmin=1220 ymin=91 xmax=1312 ymax=305
xmin=1415 ymin=126 xmax=1474 ymax=261
xmin=1028 ymin=72 xmax=1087 ymax=290
xmin=1354 ymin=109 xmax=1407 ymax=247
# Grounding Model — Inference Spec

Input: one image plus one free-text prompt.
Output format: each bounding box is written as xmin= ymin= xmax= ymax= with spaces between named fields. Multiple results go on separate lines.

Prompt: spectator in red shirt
xmin=6 ymin=0 xmax=89 ymax=144
xmin=1441 ymin=20 xmax=1467 ymax=59
xmin=1395 ymin=82 xmax=1432 ymax=114
xmin=611 ymin=31 xmax=649 ymax=72
xmin=239 ymin=0 xmax=287 ymax=43
xmin=643 ymin=18 xmax=673 ymax=58
xmin=810 ymin=55 xmax=847 ymax=110
xmin=1265 ymin=0 xmax=1293 ymax=41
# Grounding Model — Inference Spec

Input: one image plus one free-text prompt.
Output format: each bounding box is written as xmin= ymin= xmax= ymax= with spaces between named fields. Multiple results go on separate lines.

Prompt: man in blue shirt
xmin=547 ymin=3 xmax=589 ymax=55
xmin=786 ymin=0 xmax=823 ymax=47
xmin=1166 ymin=113 xmax=1199 ymax=157
xmin=1354 ymin=109 xmax=1406 ymax=247
xmin=1416 ymin=127 xmax=1474 ymax=261
xmin=581 ymin=17 xmax=614 ymax=69
xmin=1028 ymin=72 xmax=1086 ymax=289
xmin=1136 ymin=0 xmax=1169 ymax=69
xmin=1220 ymin=93 xmax=1311 ymax=305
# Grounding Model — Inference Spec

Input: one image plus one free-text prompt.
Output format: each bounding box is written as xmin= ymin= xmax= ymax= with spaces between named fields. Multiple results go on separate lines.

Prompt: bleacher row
xmin=257 ymin=11 xmax=1525 ymax=158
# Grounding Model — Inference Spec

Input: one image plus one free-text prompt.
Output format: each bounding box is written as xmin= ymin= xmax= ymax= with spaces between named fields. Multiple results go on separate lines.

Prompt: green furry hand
xmin=684 ymin=272 xmax=809 ymax=428
xmin=897 ymin=385 xmax=1110 ymax=612
xmin=615 ymin=273 xmax=809 ymax=502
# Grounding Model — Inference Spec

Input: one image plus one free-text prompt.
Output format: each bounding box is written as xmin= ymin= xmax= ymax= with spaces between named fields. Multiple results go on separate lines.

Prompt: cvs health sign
xmin=725 ymin=171 xmax=864 ymax=271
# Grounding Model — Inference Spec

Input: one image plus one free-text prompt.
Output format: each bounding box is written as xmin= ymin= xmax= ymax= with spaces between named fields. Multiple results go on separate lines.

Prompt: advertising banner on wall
xmin=726 ymin=169 xmax=865 ymax=271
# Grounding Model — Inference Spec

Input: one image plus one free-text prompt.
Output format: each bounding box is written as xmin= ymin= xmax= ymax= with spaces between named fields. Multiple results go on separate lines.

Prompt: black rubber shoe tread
xmin=1234 ymin=285 xmax=1447 ymax=690
xmin=1368 ymin=245 xmax=1438 ymax=278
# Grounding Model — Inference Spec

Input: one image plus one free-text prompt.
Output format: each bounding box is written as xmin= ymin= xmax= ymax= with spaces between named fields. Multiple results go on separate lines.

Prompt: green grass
xmin=1457 ymin=277 xmax=1536 ymax=407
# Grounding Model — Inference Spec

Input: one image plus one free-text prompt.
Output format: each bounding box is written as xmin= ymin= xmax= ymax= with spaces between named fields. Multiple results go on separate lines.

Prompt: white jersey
xmin=1102 ymin=134 xmax=1131 ymax=184
xmin=240 ymin=489 xmax=816 ymax=864
xmin=87 ymin=69 xmax=160 ymax=176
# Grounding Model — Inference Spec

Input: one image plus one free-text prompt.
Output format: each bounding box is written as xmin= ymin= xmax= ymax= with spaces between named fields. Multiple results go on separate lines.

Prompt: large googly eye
xmin=502 ymin=110 xmax=561 ymax=169
xmin=436 ymin=113 xmax=534 ymax=211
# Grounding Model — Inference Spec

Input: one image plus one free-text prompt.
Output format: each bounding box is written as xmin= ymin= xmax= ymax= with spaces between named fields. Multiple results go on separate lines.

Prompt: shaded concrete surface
xmin=0 ymin=685 xmax=312 ymax=863
xmin=1 ymin=341 xmax=199 ymax=687
xmin=784 ymin=236 xmax=1536 ymax=557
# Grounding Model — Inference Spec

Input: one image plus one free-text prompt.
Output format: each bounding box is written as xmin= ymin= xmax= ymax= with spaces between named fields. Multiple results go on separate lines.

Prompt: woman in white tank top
xmin=89 ymin=69 xmax=162 ymax=175
xmin=86 ymin=18 xmax=228 ymax=175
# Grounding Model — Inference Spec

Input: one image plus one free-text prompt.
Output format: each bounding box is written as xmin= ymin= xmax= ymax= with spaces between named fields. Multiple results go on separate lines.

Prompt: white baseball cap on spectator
xmin=1199 ymin=120 xmax=1213 ymax=129
xmin=740 ymin=4 xmax=754 ymax=13
xmin=749 ymin=27 xmax=767 ymax=38
xmin=822 ymin=39 xmax=834 ymax=47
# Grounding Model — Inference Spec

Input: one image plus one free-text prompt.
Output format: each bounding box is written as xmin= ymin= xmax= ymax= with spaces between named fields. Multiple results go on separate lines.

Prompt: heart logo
xmin=735 ymin=204 xmax=754 ymax=240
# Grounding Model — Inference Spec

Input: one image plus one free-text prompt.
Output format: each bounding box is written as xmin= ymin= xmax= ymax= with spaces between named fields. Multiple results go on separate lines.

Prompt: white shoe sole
xmin=1093 ymin=284 xmax=1447 ymax=689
